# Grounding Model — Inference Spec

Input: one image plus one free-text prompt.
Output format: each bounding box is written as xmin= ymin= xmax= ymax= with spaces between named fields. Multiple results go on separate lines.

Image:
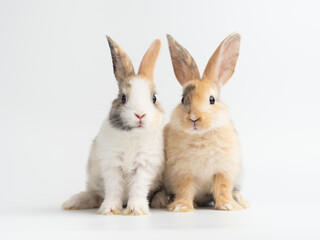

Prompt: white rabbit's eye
xmin=209 ymin=96 xmax=215 ymax=104
xmin=121 ymin=94 xmax=126 ymax=104
xmin=181 ymin=97 xmax=185 ymax=104
xmin=153 ymin=94 xmax=157 ymax=104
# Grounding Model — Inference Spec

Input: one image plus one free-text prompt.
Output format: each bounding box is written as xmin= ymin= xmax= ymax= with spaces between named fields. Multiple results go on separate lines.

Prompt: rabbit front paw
xmin=97 ymin=202 xmax=122 ymax=215
xmin=168 ymin=200 xmax=194 ymax=212
xmin=123 ymin=201 xmax=149 ymax=216
xmin=214 ymin=199 xmax=243 ymax=211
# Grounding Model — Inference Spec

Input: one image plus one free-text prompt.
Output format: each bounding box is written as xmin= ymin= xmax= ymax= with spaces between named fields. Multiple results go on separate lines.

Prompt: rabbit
xmin=62 ymin=36 xmax=168 ymax=215
xmin=163 ymin=33 xmax=249 ymax=212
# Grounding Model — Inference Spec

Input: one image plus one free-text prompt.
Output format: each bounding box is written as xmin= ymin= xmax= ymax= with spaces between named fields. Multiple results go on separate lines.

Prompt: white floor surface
xmin=1 ymin=203 xmax=319 ymax=240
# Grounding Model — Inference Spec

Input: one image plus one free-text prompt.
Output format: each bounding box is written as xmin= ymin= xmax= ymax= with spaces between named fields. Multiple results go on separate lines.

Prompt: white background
xmin=1 ymin=0 xmax=320 ymax=239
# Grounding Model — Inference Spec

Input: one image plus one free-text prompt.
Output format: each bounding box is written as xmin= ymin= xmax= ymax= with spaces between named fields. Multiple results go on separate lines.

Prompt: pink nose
xmin=135 ymin=114 xmax=146 ymax=119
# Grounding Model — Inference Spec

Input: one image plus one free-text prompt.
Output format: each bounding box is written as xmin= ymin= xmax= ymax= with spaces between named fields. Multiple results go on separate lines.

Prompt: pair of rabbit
xmin=62 ymin=33 xmax=248 ymax=215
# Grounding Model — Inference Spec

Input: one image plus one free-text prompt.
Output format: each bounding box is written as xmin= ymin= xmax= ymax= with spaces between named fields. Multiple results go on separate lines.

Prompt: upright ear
xmin=106 ymin=36 xmax=135 ymax=83
xmin=167 ymin=35 xmax=200 ymax=86
xmin=138 ymin=39 xmax=161 ymax=80
xmin=202 ymin=33 xmax=241 ymax=87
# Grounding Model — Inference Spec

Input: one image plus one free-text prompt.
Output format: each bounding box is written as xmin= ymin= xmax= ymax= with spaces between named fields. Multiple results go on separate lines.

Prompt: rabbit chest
xmin=165 ymin=124 xmax=241 ymax=192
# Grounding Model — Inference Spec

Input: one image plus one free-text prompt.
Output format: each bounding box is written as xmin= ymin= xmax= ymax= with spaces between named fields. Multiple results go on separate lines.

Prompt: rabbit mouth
xmin=136 ymin=120 xmax=144 ymax=128
xmin=192 ymin=122 xmax=199 ymax=130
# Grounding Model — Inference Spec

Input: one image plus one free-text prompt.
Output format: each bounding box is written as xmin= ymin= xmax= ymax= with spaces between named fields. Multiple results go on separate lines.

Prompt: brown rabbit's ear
xmin=202 ymin=33 xmax=241 ymax=87
xmin=138 ymin=39 xmax=161 ymax=81
xmin=167 ymin=35 xmax=200 ymax=86
xmin=106 ymin=36 xmax=135 ymax=83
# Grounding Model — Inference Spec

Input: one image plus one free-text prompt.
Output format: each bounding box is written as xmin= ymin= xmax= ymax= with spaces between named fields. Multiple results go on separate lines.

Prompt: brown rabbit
xmin=164 ymin=33 xmax=249 ymax=211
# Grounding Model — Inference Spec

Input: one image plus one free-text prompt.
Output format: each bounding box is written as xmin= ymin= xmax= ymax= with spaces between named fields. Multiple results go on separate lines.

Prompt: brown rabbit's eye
xmin=153 ymin=94 xmax=157 ymax=104
xmin=209 ymin=96 xmax=215 ymax=104
xmin=121 ymin=94 xmax=126 ymax=104
xmin=181 ymin=97 xmax=185 ymax=104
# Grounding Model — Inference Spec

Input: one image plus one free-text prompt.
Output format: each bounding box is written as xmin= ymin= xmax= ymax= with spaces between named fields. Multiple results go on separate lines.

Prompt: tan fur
xmin=167 ymin=175 xmax=195 ymax=212
xmin=138 ymin=39 xmax=162 ymax=80
xmin=232 ymin=190 xmax=250 ymax=209
xmin=164 ymin=117 xmax=241 ymax=207
xmin=167 ymin=35 xmax=200 ymax=86
xmin=164 ymin=33 xmax=248 ymax=211
xmin=202 ymin=33 xmax=241 ymax=87
xmin=212 ymin=173 xmax=242 ymax=211
xmin=178 ymin=79 xmax=224 ymax=131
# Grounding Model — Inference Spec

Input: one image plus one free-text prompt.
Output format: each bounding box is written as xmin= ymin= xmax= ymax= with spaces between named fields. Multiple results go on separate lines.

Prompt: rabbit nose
xmin=135 ymin=113 xmax=146 ymax=119
xmin=190 ymin=118 xmax=200 ymax=123
xmin=190 ymin=115 xmax=200 ymax=122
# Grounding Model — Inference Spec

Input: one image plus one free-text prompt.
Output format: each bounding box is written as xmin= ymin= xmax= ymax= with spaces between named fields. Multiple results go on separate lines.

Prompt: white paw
xmin=173 ymin=204 xmax=188 ymax=211
xmin=150 ymin=191 xmax=168 ymax=208
xmin=216 ymin=203 xmax=233 ymax=211
xmin=124 ymin=201 xmax=149 ymax=215
xmin=97 ymin=202 xmax=121 ymax=215
xmin=168 ymin=201 xmax=194 ymax=212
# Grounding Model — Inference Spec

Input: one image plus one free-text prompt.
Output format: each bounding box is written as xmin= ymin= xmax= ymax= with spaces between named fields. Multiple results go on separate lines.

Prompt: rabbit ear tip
xmin=106 ymin=36 xmax=113 ymax=43
xmin=230 ymin=32 xmax=241 ymax=40
xmin=153 ymin=39 xmax=161 ymax=44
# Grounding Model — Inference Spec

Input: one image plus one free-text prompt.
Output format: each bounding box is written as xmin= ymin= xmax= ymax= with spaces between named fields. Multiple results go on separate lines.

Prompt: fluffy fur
xmin=164 ymin=33 xmax=249 ymax=212
xmin=62 ymin=37 xmax=167 ymax=215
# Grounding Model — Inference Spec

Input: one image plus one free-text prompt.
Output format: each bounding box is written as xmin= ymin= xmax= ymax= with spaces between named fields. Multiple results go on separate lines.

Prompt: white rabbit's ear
xmin=167 ymin=35 xmax=200 ymax=86
xmin=138 ymin=39 xmax=161 ymax=81
xmin=202 ymin=33 xmax=241 ymax=87
xmin=106 ymin=36 xmax=135 ymax=83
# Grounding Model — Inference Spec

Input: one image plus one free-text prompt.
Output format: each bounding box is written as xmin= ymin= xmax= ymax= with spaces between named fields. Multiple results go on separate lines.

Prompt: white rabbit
xmin=62 ymin=37 xmax=167 ymax=215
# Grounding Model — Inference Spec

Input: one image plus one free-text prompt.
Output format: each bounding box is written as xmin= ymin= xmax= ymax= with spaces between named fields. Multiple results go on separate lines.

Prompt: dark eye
xmin=209 ymin=96 xmax=215 ymax=104
xmin=121 ymin=94 xmax=126 ymax=104
xmin=153 ymin=94 xmax=157 ymax=104
xmin=181 ymin=97 xmax=185 ymax=104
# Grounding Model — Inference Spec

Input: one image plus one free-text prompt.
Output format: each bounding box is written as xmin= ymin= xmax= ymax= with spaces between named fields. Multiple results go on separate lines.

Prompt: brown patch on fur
xmin=179 ymin=79 xmax=222 ymax=132
xmin=167 ymin=35 xmax=200 ymax=86
xmin=108 ymin=93 xmax=133 ymax=131
xmin=182 ymin=84 xmax=196 ymax=106
xmin=106 ymin=37 xmax=163 ymax=130
xmin=106 ymin=36 xmax=135 ymax=87
xmin=138 ymin=39 xmax=161 ymax=80
xmin=106 ymin=36 xmax=162 ymax=95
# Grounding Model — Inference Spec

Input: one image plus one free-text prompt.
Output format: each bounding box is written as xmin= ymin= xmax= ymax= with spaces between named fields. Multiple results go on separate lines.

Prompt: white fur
xmin=63 ymin=78 xmax=164 ymax=215
xmin=120 ymin=78 xmax=157 ymax=129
